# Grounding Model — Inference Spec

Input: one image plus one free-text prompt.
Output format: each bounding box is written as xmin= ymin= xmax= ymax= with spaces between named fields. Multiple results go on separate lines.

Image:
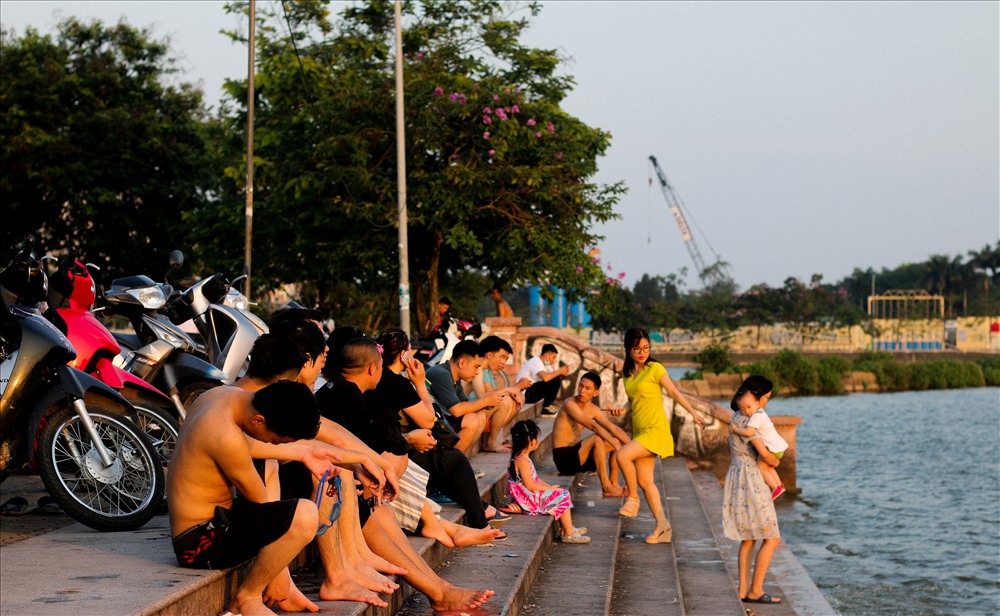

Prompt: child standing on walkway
xmin=506 ymin=420 xmax=590 ymax=544
xmin=729 ymin=375 xmax=788 ymax=499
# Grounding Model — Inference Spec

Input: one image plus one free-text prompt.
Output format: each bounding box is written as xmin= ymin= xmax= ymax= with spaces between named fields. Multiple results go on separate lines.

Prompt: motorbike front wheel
xmin=123 ymin=391 xmax=181 ymax=468
xmin=37 ymin=404 xmax=165 ymax=532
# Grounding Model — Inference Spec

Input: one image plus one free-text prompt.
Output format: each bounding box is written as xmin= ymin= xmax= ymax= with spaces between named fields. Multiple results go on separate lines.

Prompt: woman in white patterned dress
xmin=722 ymin=377 xmax=783 ymax=605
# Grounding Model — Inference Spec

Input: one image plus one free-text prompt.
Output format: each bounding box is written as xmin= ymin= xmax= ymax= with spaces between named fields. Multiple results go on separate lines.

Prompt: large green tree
xmin=206 ymin=0 xmax=623 ymax=330
xmin=0 ymin=19 xmax=218 ymax=277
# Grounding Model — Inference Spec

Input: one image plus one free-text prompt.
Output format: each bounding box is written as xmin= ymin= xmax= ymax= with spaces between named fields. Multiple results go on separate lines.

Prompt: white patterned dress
xmin=722 ymin=414 xmax=780 ymax=540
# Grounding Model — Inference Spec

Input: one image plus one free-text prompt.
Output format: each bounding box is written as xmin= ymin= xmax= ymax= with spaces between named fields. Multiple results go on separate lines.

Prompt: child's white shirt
xmin=748 ymin=410 xmax=788 ymax=454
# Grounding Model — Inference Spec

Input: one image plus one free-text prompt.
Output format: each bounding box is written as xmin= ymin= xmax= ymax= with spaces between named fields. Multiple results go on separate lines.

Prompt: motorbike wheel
xmin=179 ymin=379 xmax=223 ymax=410
xmin=37 ymin=404 xmax=165 ymax=532
xmin=122 ymin=391 xmax=181 ymax=467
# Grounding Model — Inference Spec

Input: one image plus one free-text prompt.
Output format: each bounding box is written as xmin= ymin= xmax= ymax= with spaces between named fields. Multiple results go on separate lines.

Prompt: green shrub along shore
xmin=688 ymin=346 xmax=1000 ymax=396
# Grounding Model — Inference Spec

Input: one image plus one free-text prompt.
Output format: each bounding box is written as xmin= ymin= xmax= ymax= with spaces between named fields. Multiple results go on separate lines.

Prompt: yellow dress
xmin=624 ymin=361 xmax=673 ymax=458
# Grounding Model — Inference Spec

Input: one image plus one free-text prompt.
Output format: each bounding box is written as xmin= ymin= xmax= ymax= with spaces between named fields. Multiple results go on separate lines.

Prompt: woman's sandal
xmin=644 ymin=524 xmax=672 ymax=544
xmin=497 ymin=502 xmax=523 ymax=515
xmin=618 ymin=497 xmax=640 ymax=517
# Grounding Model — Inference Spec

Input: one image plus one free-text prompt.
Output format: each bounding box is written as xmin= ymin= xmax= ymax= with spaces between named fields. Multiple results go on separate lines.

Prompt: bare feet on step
xmin=451 ymin=525 xmax=506 ymax=547
xmin=346 ymin=562 xmax=399 ymax=594
xmin=232 ymin=596 xmax=277 ymax=616
xmin=319 ymin=577 xmax=389 ymax=608
xmin=361 ymin=548 xmax=408 ymax=577
xmin=264 ymin=585 xmax=319 ymax=613
xmin=428 ymin=585 xmax=495 ymax=612
xmin=420 ymin=515 xmax=457 ymax=547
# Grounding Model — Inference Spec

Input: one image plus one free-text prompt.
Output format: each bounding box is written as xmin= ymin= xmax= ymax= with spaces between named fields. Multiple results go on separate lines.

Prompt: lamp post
xmin=394 ymin=0 xmax=410 ymax=336
xmin=244 ymin=0 xmax=255 ymax=299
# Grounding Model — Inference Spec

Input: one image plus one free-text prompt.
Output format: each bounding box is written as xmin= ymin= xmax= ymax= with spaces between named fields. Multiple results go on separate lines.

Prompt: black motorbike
xmin=0 ymin=236 xmax=164 ymax=531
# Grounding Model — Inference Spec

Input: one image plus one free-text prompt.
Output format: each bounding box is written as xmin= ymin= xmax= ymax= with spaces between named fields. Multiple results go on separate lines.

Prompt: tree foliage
xmin=202 ymin=0 xmax=624 ymax=330
xmin=0 ymin=19 xmax=218 ymax=277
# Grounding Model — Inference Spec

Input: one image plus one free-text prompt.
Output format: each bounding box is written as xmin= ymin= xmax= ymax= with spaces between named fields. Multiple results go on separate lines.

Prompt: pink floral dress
xmin=506 ymin=454 xmax=572 ymax=518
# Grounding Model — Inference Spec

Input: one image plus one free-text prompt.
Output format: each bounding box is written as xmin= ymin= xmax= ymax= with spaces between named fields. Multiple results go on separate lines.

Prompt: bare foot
xmin=361 ymin=548 xmax=408 ymax=576
xmin=347 ymin=563 xmax=400 ymax=594
xmin=428 ymin=586 xmax=495 ymax=612
xmin=233 ymin=596 xmax=277 ymax=616
xmin=264 ymin=583 xmax=319 ymax=613
xmin=482 ymin=443 xmax=512 ymax=454
xmin=319 ymin=577 xmax=389 ymax=608
xmin=451 ymin=525 xmax=506 ymax=547
xmin=420 ymin=517 xmax=456 ymax=547
xmin=603 ymin=484 xmax=627 ymax=497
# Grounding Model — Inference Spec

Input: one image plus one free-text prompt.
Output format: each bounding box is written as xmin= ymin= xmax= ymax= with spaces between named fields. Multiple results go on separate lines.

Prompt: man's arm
xmin=537 ymin=364 xmax=569 ymax=382
xmin=447 ymin=390 xmax=504 ymax=417
xmin=593 ymin=411 xmax=632 ymax=445
xmin=564 ymin=399 xmax=625 ymax=447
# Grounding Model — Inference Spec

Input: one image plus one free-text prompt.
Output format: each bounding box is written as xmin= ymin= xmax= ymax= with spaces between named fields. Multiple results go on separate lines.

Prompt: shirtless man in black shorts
xmin=168 ymin=380 xmax=338 ymax=616
xmin=551 ymin=372 xmax=632 ymax=497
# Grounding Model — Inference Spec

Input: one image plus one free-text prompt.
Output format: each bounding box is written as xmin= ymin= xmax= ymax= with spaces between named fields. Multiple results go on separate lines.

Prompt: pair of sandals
xmin=0 ymin=496 xmax=61 ymax=516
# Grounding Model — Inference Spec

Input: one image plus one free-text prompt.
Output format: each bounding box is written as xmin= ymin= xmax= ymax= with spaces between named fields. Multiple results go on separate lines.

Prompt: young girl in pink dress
xmin=506 ymin=420 xmax=589 ymax=544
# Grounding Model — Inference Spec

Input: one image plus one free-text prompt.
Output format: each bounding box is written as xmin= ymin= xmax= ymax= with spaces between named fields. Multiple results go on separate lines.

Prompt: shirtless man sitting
xmin=551 ymin=371 xmax=631 ymax=497
xmin=168 ymin=380 xmax=338 ymax=616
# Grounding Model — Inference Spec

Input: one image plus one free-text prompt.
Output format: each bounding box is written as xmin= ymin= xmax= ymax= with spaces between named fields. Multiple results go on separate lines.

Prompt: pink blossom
xmin=515 ymin=87 xmax=521 ymax=93
xmin=618 ymin=272 xmax=626 ymax=279
xmin=505 ymin=88 xmax=511 ymax=94
xmin=493 ymin=94 xmax=500 ymax=100
xmin=483 ymin=131 xmax=490 ymax=139
xmin=489 ymin=149 xmax=495 ymax=156
xmin=535 ymin=132 xmax=541 ymax=138
xmin=576 ymin=266 xmax=584 ymax=273
xmin=483 ymin=107 xmax=492 ymax=114
xmin=433 ymin=87 xmax=444 ymax=96
xmin=607 ymin=264 xmax=612 ymax=271
xmin=416 ymin=52 xmax=424 ymax=58
xmin=547 ymin=122 xmax=555 ymax=133
xmin=526 ymin=118 xmax=536 ymax=126
xmin=511 ymin=105 xmax=519 ymax=113
xmin=483 ymin=116 xmax=492 ymax=124
xmin=555 ymin=152 xmax=563 ymax=160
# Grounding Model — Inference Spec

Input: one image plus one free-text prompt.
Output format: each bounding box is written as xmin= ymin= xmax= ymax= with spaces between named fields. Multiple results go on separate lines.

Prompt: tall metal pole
xmin=244 ymin=0 xmax=255 ymax=299
xmin=394 ymin=0 xmax=410 ymax=336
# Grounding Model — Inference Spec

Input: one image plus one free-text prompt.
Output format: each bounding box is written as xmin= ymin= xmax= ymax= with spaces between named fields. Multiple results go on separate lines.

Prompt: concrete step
xmin=0 ymin=405 xmax=550 ymax=616
xmin=520 ymin=471 xmax=622 ymax=616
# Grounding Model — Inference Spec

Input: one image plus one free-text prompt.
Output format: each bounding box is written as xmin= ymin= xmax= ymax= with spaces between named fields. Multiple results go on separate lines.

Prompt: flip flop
xmin=497 ymin=502 xmax=523 ymax=515
xmin=486 ymin=510 xmax=511 ymax=527
xmin=743 ymin=593 xmax=781 ymax=604
xmin=35 ymin=495 xmax=62 ymax=515
xmin=0 ymin=496 xmax=30 ymax=516
xmin=490 ymin=529 xmax=508 ymax=542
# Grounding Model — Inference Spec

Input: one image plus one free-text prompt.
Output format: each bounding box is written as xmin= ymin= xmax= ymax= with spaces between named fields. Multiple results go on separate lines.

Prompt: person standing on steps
xmin=724 ymin=375 xmax=783 ymax=606
xmin=617 ymin=327 xmax=705 ymax=544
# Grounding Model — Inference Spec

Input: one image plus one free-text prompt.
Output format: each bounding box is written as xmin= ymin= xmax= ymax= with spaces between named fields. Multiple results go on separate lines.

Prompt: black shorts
xmin=172 ymin=498 xmax=299 ymax=569
xmin=280 ymin=461 xmax=375 ymax=528
xmin=553 ymin=444 xmax=596 ymax=476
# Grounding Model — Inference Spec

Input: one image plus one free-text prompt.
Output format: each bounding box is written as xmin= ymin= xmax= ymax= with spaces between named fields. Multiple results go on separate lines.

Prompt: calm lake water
xmin=769 ymin=387 xmax=1000 ymax=615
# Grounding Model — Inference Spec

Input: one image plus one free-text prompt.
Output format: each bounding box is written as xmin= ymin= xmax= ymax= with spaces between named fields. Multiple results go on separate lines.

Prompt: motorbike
xmin=46 ymin=254 xmax=180 ymax=466
xmin=99 ymin=250 xmax=229 ymax=418
xmin=0 ymin=236 xmax=164 ymax=531
xmin=163 ymin=261 xmax=267 ymax=383
xmin=412 ymin=316 xmax=483 ymax=366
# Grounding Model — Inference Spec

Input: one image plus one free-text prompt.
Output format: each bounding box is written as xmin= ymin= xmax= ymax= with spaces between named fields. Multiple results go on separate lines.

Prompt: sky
xmin=3 ymin=1 xmax=998 ymax=291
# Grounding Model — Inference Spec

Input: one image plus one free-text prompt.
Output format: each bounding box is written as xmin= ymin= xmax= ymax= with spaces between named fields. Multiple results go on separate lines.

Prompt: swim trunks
xmin=172 ymin=498 xmax=298 ymax=569
xmin=553 ymin=443 xmax=596 ymax=476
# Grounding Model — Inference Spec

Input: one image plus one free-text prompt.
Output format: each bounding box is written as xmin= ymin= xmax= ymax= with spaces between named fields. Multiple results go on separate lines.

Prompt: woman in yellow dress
xmin=617 ymin=327 xmax=704 ymax=543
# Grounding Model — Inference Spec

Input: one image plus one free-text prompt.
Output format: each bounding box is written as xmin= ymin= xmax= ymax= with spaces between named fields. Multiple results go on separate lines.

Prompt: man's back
xmin=167 ymin=386 xmax=251 ymax=536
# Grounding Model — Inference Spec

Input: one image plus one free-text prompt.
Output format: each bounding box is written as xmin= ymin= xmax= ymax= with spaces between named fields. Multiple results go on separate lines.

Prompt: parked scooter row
xmin=411 ymin=316 xmax=483 ymax=366
xmin=0 ymin=236 xmax=164 ymax=531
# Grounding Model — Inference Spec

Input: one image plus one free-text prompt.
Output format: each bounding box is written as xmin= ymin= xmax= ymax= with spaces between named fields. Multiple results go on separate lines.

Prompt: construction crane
xmin=648 ymin=155 xmax=731 ymax=288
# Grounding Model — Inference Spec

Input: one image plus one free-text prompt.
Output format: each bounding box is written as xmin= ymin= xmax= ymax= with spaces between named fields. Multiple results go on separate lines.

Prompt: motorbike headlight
xmin=126 ymin=286 xmax=167 ymax=310
xmin=226 ymin=289 xmax=250 ymax=312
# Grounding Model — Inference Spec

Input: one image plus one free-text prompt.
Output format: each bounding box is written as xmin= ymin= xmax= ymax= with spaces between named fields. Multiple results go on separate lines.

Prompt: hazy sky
xmin=3 ymin=1 xmax=998 ymax=291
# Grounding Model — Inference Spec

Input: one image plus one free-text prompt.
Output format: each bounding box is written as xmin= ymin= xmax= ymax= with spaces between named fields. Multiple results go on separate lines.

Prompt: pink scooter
xmin=47 ymin=255 xmax=180 ymax=466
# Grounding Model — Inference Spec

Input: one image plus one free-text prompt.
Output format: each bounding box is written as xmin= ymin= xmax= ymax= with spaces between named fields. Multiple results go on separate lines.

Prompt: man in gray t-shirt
xmin=426 ymin=340 xmax=506 ymax=455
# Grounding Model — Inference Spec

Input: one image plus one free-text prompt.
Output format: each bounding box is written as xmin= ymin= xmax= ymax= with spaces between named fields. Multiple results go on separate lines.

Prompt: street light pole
xmin=394 ymin=0 xmax=410 ymax=336
xmin=244 ymin=0 xmax=255 ymax=299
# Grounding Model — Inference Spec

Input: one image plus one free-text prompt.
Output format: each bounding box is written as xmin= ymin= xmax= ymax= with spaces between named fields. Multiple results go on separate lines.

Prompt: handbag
xmin=429 ymin=402 xmax=460 ymax=450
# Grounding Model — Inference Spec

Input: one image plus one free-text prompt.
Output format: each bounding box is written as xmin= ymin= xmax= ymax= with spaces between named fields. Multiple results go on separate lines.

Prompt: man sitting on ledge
xmin=551 ymin=371 xmax=631 ymax=497
xmin=168 ymin=381 xmax=338 ymax=616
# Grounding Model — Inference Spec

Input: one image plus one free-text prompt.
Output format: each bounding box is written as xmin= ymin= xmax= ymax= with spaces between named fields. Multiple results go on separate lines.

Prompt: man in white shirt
xmin=515 ymin=343 xmax=569 ymax=415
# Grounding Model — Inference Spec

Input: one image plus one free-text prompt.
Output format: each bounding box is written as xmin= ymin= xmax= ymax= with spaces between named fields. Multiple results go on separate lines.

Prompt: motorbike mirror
xmin=168 ymin=250 xmax=184 ymax=269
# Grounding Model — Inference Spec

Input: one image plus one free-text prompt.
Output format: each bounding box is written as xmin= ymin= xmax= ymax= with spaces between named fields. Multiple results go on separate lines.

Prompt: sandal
xmin=645 ymin=524 xmax=672 ymax=544
xmin=618 ymin=497 xmax=640 ymax=517
xmin=0 ymin=496 xmax=30 ymax=516
xmin=497 ymin=502 xmax=523 ymax=515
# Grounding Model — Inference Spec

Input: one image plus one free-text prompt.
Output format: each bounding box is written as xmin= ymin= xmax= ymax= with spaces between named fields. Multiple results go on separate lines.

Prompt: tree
xmin=208 ymin=0 xmax=624 ymax=329
xmin=0 ymin=19 xmax=218 ymax=277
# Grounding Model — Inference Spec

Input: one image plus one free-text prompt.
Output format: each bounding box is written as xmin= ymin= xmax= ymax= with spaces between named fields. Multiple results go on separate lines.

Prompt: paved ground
xmin=0 ymin=474 xmax=73 ymax=546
